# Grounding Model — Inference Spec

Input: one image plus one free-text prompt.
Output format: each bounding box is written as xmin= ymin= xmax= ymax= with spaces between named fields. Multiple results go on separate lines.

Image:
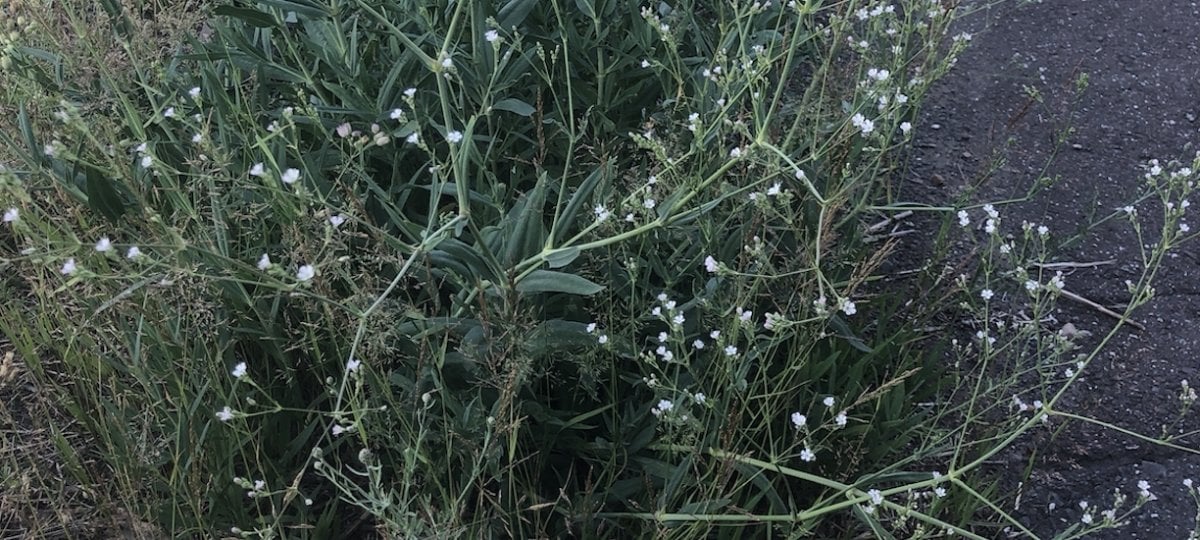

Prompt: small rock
xmin=1188 ymin=113 xmax=1197 ymax=123
xmin=961 ymin=151 xmax=973 ymax=159
xmin=931 ymin=123 xmax=942 ymax=130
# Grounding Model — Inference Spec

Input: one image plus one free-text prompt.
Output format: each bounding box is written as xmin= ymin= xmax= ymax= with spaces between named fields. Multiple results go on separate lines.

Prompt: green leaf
xmin=497 ymin=0 xmax=539 ymax=30
xmin=515 ymin=270 xmax=604 ymax=296
xmin=553 ymin=164 xmax=606 ymax=243
xmin=573 ymin=0 xmax=597 ymax=19
xmin=677 ymin=498 xmax=731 ymax=514
xmin=213 ymin=6 xmax=279 ymax=28
xmin=84 ymin=166 xmax=127 ymax=222
xmin=492 ymin=98 xmax=536 ymax=117
xmin=544 ymin=246 xmax=580 ymax=269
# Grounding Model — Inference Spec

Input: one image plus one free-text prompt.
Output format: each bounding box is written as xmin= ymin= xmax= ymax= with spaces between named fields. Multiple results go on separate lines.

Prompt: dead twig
xmin=1058 ymin=288 xmax=1146 ymax=331
xmin=1031 ymin=259 xmax=1116 ymax=270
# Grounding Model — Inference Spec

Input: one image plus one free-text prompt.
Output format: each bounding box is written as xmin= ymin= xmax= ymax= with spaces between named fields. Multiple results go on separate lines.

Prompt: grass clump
xmin=1 ymin=0 xmax=1196 ymax=538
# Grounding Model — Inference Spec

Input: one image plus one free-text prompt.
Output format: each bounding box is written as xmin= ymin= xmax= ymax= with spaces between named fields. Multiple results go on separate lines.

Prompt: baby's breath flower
xmin=594 ymin=204 xmax=610 ymax=222
xmin=839 ymin=298 xmax=857 ymax=315
xmin=704 ymin=255 xmax=719 ymax=273
xmin=981 ymin=289 xmax=994 ymax=300
xmin=3 ymin=208 xmax=17 ymax=223
xmin=404 ymin=88 xmax=417 ymax=98
xmin=1037 ymin=225 xmax=1049 ymax=236
xmin=257 ymin=253 xmax=271 ymax=270
xmin=249 ymin=163 xmax=266 ymax=177
xmin=216 ymin=406 xmax=234 ymax=422
xmin=935 ymin=486 xmax=947 ymax=498
xmin=823 ymin=396 xmax=835 ymax=407
xmin=598 ymin=334 xmax=609 ymax=344
xmin=336 ymin=122 xmax=352 ymax=138
xmin=692 ymin=339 xmax=705 ymax=350
xmin=126 ymin=246 xmax=141 ymax=259
xmin=346 ymin=357 xmax=361 ymax=372
xmin=297 ymin=264 xmax=315 ymax=282
xmin=440 ymin=56 xmax=453 ymax=69
xmin=191 ymin=133 xmax=203 ymax=144
xmin=867 ymin=489 xmax=883 ymax=506
xmin=95 ymin=237 xmax=113 ymax=252
xmin=61 ymin=258 xmax=77 ymax=275
xmin=188 ymin=86 xmax=201 ymax=99
xmin=900 ymin=121 xmax=912 ymax=134
xmin=231 ymin=362 xmax=247 ymax=378
xmin=446 ymin=130 xmax=464 ymax=143
xmin=43 ymin=143 xmax=57 ymax=157
xmin=163 ymin=107 xmax=175 ymax=119
xmin=835 ymin=411 xmax=848 ymax=427
xmin=642 ymin=198 xmax=656 ymax=209
xmin=957 ymin=210 xmax=970 ymax=227
xmin=331 ymin=424 xmax=347 ymax=436
xmin=693 ymin=392 xmax=706 ymax=404
xmin=484 ymin=29 xmax=499 ymax=42
xmin=281 ymin=168 xmax=301 ymax=184
xmin=329 ymin=214 xmax=346 ymax=227
xmin=140 ymin=155 xmax=153 ymax=169
xmin=724 ymin=345 xmax=738 ymax=357
xmin=406 ymin=132 xmax=420 ymax=145
xmin=800 ymin=447 xmax=816 ymax=462
xmin=586 ymin=322 xmax=597 ymax=333
xmin=851 ymin=113 xmax=875 ymax=134
xmin=790 ymin=412 xmax=806 ymax=429
xmin=767 ymin=182 xmax=782 ymax=196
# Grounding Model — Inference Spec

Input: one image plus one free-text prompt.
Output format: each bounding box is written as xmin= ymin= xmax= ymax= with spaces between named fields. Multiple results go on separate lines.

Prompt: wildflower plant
xmin=2 ymin=0 xmax=1190 ymax=538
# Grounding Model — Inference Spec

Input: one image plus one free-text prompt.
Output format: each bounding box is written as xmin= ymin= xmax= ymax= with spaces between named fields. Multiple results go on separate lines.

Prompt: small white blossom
xmin=446 ymin=130 xmax=464 ymax=143
xmin=441 ymin=57 xmax=453 ymax=69
xmin=95 ymin=237 xmax=113 ymax=252
xmin=61 ymin=258 xmax=76 ymax=275
xmin=3 ymin=208 xmax=17 ymax=223
xmin=231 ymin=362 xmax=247 ymax=378
xmin=257 ymin=253 xmax=272 ymax=270
xmin=641 ymin=59 xmax=651 ymax=68
xmin=598 ymin=334 xmax=609 ymax=344
xmin=767 ymin=182 xmax=782 ymax=196
xmin=957 ymin=210 xmax=970 ymax=227
xmin=835 ymin=411 xmax=848 ymax=427
xmin=594 ymin=204 xmax=610 ymax=222
xmin=126 ymin=246 xmax=141 ymax=259
xmin=484 ymin=29 xmax=499 ymax=42
xmin=791 ymin=412 xmax=807 ymax=429
xmin=346 ymin=358 xmax=361 ymax=372
xmin=281 ymin=168 xmax=301 ymax=184
xmin=692 ymin=339 xmax=705 ymax=350
xmin=868 ymin=489 xmax=883 ymax=506
xmin=163 ymin=107 xmax=175 ymax=118
xmin=297 ymin=264 xmax=315 ymax=282
xmin=823 ymin=396 xmax=835 ymax=407
xmin=404 ymin=88 xmax=417 ymax=98
xmin=43 ymin=143 xmax=57 ymax=157
xmin=839 ymin=298 xmax=857 ymax=315
xmin=694 ymin=392 xmax=706 ymax=404
xmin=192 ymin=133 xmax=203 ymax=144
xmin=981 ymin=289 xmax=994 ymax=300
xmin=140 ymin=155 xmax=153 ymax=169
xmin=249 ymin=163 xmax=266 ymax=177
xmin=331 ymin=424 xmax=346 ymax=436
xmin=704 ymin=255 xmax=719 ymax=273
xmin=800 ymin=447 xmax=816 ymax=462
xmin=724 ymin=345 xmax=738 ymax=357
xmin=900 ymin=121 xmax=912 ymax=134
xmin=406 ymin=132 xmax=420 ymax=144
xmin=586 ymin=322 xmax=597 ymax=334
xmin=935 ymin=487 xmax=947 ymax=498
xmin=336 ymin=123 xmax=352 ymax=138
xmin=643 ymin=198 xmax=656 ymax=209
xmin=216 ymin=406 xmax=234 ymax=422
xmin=329 ymin=214 xmax=346 ymax=227
xmin=1037 ymin=225 xmax=1049 ymax=236
xmin=188 ymin=86 xmax=201 ymax=99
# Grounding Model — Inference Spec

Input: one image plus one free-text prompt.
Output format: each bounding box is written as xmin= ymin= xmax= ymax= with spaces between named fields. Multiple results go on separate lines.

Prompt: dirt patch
xmin=905 ymin=0 xmax=1200 ymax=537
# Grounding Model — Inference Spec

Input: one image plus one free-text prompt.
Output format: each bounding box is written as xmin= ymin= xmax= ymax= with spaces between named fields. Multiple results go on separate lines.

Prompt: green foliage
xmin=0 ymin=0 xmax=1020 ymax=538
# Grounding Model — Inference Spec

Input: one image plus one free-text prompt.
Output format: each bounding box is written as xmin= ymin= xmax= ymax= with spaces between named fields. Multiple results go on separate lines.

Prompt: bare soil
xmin=906 ymin=0 xmax=1200 ymax=537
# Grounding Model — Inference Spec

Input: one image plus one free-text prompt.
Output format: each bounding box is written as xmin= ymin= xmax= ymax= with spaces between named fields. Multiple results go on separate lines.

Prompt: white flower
xmin=1025 ymin=280 xmax=1038 ymax=291
xmin=729 ymin=147 xmax=743 ymax=158
xmin=704 ymin=255 xmax=719 ymax=273
xmin=95 ymin=237 xmax=113 ymax=252
xmin=61 ymin=258 xmax=76 ymax=275
xmin=192 ymin=133 xmax=203 ymax=144
xmin=135 ymin=142 xmax=148 ymax=154
xmin=724 ymin=345 xmax=738 ymax=357
xmin=672 ymin=313 xmax=685 ymax=326
xmin=231 ymin=362 xmax=247 ymax=378
xmin=935 ymin=487 xmax=947 ymax=498
xmin=594 ymin=204 xmax=610 ymax=222
xmin=800 ymin=447 xmax=816 ymax=462
xmin=657 ymin=331 xmax=669 ymax=343
xmin=736 ymin=307 xmax=752 ymax=322
xmin=331 ymin=424 xmax=346 ymax=436
xmin=643 ymin=198 xmax=656 ymax=209
xmin=249 ymin=163 xmax=266 ymax=177
xmin=126 ymin=246 xmax=141 ymax=259
xmin=1138 ymin=479 xmax=1151 ymax=497
xmin=1181 ymin=222 xmax=1191 ymax=233
xmin=441 ymin=56 xmax=453 ymax=69
xmin=598 ymin=334 xmax=609 ymax=344
xmin=296 ymin=264 xmax=315 ymax=281
xmin=1037 ymin=225 xmax=1049 ymax=236
xmin=406 ymin=132 xmax=420 ymax=144
xmin=791 ymin=412 xmax=807 ymax=429
xmin=586 ymin=322 xmax=597 ymax=333
xmin=346 ymin=358 xmax=361 ymax=372
xmin=823 ymin=396 xmax=835 ymax=407
xmin=957 ymin=210 xmax=970 ymax=227
xmin=984 ymin=219 xmax=996 ymax=234
xmin=984 ymin=204 xmax=999 ymax=219
xmin=446 ymin=130 xmax=463 ymax=143
xmin=694 ymin=392 xmax=706 ymax=404
xmin=652 ymin=399 xmax=674 ymax=417
xmin=641 ymin=59 xmax=651 ymax=68
xmin=767 ymin=182 xmax=782 ymax=196
xmin=404 ymin=88 xmax=417 ymax=98
xmin=336 ymin=122 xmax=352 ymax=138
xmin=3 ymin=207 xmax=17 ymax=223
xmin=835 ymin=411 xmax=848 ymax=427
xmin=839 ymin=298 xmax=857 ymax=315
xmin=281 ymin=168 xmax=301 ymax=184
xmin=981 ymin=289 xmax=993 ymax=300
xmin=692 ymin=339 xmax=705 ymax=350
xmin=257 ymin=253 xmax=272 ymax=270
xmin=140 ymin=155 xmax=153 ymax=169
xmin=43 ymin=143 xmax=57 ymax=157
xmin=484 ymin=29 xmax=499 ymax=42
xmin=188 ymin=86 xmax=201 ymax=99
xmin=851 ymin=113 xmax=875 ymax=134
xmin=867 ymin=489 xmax=883 ymax=506
xmin=216 ymin=406 xmax=234 ymax=422
xmin=329 ymin=214 xmax=346 ymax=227
xmin=1081 ymin=513 xmax=1093 ymax=525
xmin=163 ymin=107 xmax=175 ymax=118
xmin=900 ymin=121 xmax=912 ymax=134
